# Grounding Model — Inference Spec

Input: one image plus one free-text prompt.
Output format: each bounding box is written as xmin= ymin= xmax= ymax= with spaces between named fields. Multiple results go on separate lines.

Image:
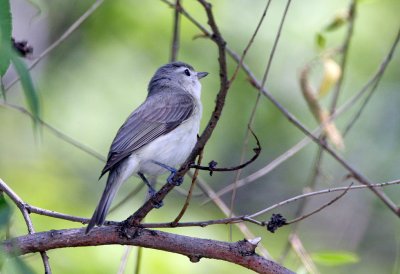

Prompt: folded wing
xmin=100 ymin=90 xmax=195 ymax=178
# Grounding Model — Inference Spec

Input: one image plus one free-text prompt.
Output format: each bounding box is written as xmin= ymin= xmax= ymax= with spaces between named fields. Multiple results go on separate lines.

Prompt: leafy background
xmin=1 ymin=0 xmax=399 ymax=273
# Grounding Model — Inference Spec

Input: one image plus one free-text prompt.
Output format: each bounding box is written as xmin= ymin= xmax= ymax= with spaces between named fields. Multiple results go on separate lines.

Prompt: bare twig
xmin=278 ymin=144 xmax=325 ymax=263
xmin=134 ymin=247 xmax=143 ymax=274
xmin=202 ymin=136 xmax=312 ymax=205
xmin=0 ymin=179 xmax=52 ymax=273
xmin=4 ymin=0 xmax=105 ymax=92
xmin=249 ymin=179 xmax=400 ymax=219
xmin=287 ymin=183 xmax=353 ymax=224
xmin=228 ymin=0 xmax=290 ymax=231
xmin=2 ymin=226 xmax=294 ymax=274
xmin=26 ymin=205 xmax=89 ymax=224
xmin=172 ymin=149 xmax=204 ymax=225
xmin=334 ymin=28 xmax=400 ymax=117
xmin=228 ymin=0 xmax=272 ymax=84
xmin=117 ymin=247 xmax=133 ymax=274
xmin=143 ymin=215 xmax=258 ymax=229
xmin=0 ymin=102 xmax=105 ymax=162
xmin=190 ymin=128 xmax=261 ymax=173
xmin=141 ymin=180 xmax=400 ymax=229
xmin=289 ymin=234 xmax=319 ymax=274
xmin=202 ymin=26 xmax=400 ymax=204
xmin=329 ymin=0 xmax=357 ymax=112
xmin=170 ymin=0 xmax=181 ymax=62
xmin=343 ymin=27 xmax=400 ymax=136
xmin=237 ymin=58 xmax=400 ymax=216
xmin=12 ymin=179 xmax=398 ymax=230
xmin=259 ymin=0 xmax=291 ymax=89
xmin=229 ymin=95 xmax=261 ymax=238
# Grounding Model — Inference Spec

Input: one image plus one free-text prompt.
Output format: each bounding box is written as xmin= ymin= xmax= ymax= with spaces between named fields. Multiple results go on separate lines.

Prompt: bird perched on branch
xmin=86 ymin=62 xmax=208 ymax=233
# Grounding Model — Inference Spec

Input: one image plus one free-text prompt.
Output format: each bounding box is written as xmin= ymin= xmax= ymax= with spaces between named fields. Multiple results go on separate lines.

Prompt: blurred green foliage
xmin=311 ymin=250 xmax=359 ymax=266
xmin=0 ymin=0 xmax=399 ymax=273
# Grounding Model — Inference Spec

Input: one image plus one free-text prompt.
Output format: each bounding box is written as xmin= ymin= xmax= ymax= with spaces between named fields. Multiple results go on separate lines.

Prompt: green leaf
xmin=0 ymin=194 xmax=12 ymax=227
xmin=311 ymin=251 xmax=359 ymax=266
xmin=315 ymin=32 xmax=326 ymax=49
xmin=10 ymin=52 xmax=41 ymax=128
xmin=0 ymin=0 xmax=12 ymax=77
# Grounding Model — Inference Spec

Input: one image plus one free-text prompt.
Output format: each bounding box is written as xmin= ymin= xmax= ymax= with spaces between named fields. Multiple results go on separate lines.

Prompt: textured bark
xmin=2 ymin=225 xmax=294 ymax=274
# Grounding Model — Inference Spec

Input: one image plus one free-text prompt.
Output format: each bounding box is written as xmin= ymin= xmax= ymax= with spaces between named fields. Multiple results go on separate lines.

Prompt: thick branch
xmin=2 ymin=226 xmax=293 ymax=274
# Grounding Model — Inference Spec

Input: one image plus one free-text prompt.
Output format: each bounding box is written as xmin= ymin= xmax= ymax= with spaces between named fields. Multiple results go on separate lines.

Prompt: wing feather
xmin=100 ymin=90 xmax=195 ymax=177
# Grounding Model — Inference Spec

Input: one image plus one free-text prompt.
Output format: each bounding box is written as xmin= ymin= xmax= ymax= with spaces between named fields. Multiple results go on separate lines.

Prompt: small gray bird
xmin=86 ymin=62 xmax=208 ymax=233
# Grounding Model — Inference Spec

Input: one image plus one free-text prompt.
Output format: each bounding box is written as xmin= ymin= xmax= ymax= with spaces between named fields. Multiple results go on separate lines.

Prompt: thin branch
xmin=249 ymin=179 xmax=400 ymax=219
xmin=4 ymin=0 xmax=105 ymax=92
xmin=289 ymin=234 xmax=319 ymax=274
xmin=141 ymin=180 xmax=400 ymax=229
xmin=117 ymin=247 xmax=133 ymax=274
xmin=202 ymin=136 xmax=312 ymax=205
xmin=172 ymin=149 xmax=204 ymax=225
xmin=278 ymin=144 xmax=325 ymax=263
xmin=134 ymin=247 xmax=143 ymax=274
xmin=343 ymin=27 xmax=400 ymax=136
xmin=26 ymin=204 xmax=89 ymax=224
xmin=202 ymin=25 xmax=400 ymax=204
xmin=170 ymin=0 xmax=181 ymax=62
xmin=0 ymin=102 xmax=105 ymax=162
xmin=259 ymin=0 xmax=292 ymax=89
xmin=228 ymin=0 xmax=290 ymax=228
xmin=17 ymin=178 xmax=400 ymax=229
xmin=286 ymin=183 xmax=353 ymax=224
xmin=228 ymin=0 xmax=272 ymax=84
xmin=143 ymin=216 xmax=254 ymax=228
xmin=229 ymin=95 xmax=261 ymax=239
xmin=0 ymin=179 xmax=52 ymax=273
xmin=329 ymin=0 xmax=357 ymax=112
xmin=343 ymin=76 xmax=379 ymax=136
xmin=2 ymin=226 xmax=294 ymax=274
xmin=190 ymin=127 xmax=261 ymax=173
xmin=333 ymin=28 xmax=400 ymax=117
xmin=161 ymin=0 xmax=209 ymax=35
xmin=237 ymin=59 xmax=400 ymax=216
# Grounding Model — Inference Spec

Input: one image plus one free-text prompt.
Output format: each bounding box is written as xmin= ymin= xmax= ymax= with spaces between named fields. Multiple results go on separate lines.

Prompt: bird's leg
xmin=150 ymin=160 xmax=184 ymax=186
xmin=138 ymin=172 xmax=163 ymax=208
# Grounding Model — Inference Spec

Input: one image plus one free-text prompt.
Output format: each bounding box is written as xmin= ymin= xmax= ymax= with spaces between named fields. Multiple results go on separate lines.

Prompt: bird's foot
xmin=151 ymin=160 xmax=183 ymax=186
xmin=147 ymin=188 xmax=163 ymax=208
xmin=167 ymin=170 xmax=183 ymax=186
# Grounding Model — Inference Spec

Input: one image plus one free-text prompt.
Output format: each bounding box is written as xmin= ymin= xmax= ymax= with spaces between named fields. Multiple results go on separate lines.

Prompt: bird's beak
xmin=197 ymin=72 xmax=209 ymax=79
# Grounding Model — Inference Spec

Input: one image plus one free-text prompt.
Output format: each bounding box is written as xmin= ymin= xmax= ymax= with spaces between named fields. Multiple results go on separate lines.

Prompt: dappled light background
xmin=1 ymin=0 xmax=399 ymax=273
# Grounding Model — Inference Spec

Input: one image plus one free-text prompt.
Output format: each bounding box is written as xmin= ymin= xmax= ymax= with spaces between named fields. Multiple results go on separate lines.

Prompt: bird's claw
xmin=147 ymin=189 xmax=163 ymax=208
xmin=167 ymin=172 xmax=183 ymax=186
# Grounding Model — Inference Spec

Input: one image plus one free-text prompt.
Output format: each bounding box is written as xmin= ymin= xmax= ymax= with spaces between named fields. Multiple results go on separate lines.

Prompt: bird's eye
xmin=184 ymin=69 xmax=191 ymax=76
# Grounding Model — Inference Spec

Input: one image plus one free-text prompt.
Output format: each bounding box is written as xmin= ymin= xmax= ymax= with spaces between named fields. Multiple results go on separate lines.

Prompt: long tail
xmin=86 ymin=170 xmax=124 ymax=234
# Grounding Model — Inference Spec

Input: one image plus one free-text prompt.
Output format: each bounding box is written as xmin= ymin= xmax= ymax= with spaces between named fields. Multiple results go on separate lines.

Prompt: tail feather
xmin=86 ymin=170 xmax=123 ymax=234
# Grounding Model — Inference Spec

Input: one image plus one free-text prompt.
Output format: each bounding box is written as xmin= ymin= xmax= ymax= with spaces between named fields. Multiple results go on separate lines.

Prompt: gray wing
xmin=100 ymin=91 xmax=195 ymax=178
